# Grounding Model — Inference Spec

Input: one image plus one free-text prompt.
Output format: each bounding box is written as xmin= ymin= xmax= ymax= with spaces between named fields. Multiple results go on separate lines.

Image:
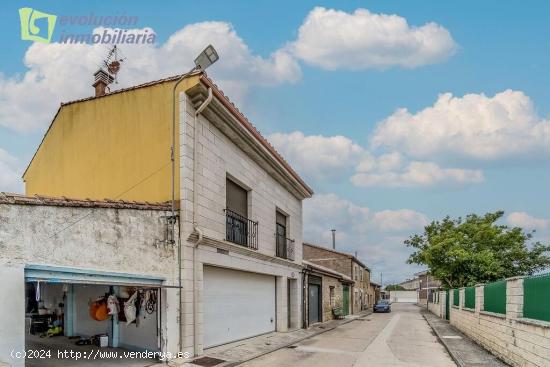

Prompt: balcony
xmin=276 ymin=235 xmax=295 ymax=261
xmin=224 ymin=208 xmax=258 ymax=250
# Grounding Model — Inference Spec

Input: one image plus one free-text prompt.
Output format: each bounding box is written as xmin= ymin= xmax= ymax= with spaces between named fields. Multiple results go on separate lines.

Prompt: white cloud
xmin=303 ymin=193 xmax=429 ymax=283
xmin=0 ymin=22 xmax=301 ymax=133
xmin=290 ymin=7 xmax=456 ymax=70
xmin=371 ymin=209 xmax=429 ymax=232
xmin=352 ymin=156 xmax=484 ymax=187
xmin=271 ymin=131 xmax=484 ymax=188
xmin=507 ymin=212 xmax=550 ymax=230
xmin=268 ymin=131 xmax=364 ymax=180
xmin=0 ymin=149 xmax=23 ymax=193
xmin=371 ymin=90 xmax=550 ymax=161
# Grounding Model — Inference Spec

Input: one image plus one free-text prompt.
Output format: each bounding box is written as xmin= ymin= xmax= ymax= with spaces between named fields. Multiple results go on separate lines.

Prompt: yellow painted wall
xmin=23 ymin=76 xmax=200 ymax=203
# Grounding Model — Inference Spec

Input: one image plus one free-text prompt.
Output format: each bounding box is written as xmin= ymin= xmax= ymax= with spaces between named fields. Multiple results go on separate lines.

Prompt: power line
xmin=47 ymin=161 xmax=171 ymax=239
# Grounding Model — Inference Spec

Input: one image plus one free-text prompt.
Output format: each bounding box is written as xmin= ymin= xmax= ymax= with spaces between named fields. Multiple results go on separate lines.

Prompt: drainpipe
xmin=171 ymin=70 xmax=197 ymax=353
xmin=192 ymin=87 xmax=212 ymax=356
xmin=301 ymin=268 xmax=308 ymax=329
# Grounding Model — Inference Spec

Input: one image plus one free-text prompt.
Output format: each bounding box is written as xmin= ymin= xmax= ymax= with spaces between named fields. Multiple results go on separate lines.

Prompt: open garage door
xmin=203 ymin=266 xmax=275 ymax=348
xmin=23 ymin=265 xmax=173 ymax=366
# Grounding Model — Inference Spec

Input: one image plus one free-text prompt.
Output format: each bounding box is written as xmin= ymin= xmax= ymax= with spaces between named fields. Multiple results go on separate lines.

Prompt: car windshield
xmin=376 ymin=300 xmax=389 ymax=305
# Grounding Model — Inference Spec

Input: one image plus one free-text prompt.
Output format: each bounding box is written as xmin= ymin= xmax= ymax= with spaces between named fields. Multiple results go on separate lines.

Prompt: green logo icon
xmin=19 ymin=7 xmax=57 ymax=43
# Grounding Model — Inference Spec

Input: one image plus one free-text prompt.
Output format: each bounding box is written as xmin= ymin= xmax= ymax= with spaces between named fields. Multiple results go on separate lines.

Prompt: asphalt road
xmin=241 ymin=303 xmax=457 ymax=367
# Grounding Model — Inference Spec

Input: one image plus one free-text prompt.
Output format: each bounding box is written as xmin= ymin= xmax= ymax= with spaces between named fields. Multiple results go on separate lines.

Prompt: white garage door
xmin=203 ymin=266 xmax=276 ymax=348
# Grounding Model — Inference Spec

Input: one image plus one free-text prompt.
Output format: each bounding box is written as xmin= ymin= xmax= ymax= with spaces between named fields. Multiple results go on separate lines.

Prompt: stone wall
xmin=0 ymin=200 xmax=179 ymax=366
xmin=321 ymin=275 xmax=343 ymax=322
xmin=303 ymin=244 xmax=351 ymax=277
xmin=429 ymin=277 xmax=550 ymax=367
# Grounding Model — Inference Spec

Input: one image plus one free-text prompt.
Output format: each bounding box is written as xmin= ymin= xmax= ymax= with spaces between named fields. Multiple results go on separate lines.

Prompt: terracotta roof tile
xmin=0 ymin=192 xmax=170 ymax=211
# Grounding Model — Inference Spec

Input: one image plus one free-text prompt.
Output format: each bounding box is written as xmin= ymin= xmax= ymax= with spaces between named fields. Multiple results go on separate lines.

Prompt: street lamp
xmin=194 ymin=45 xmax=219 ymax=70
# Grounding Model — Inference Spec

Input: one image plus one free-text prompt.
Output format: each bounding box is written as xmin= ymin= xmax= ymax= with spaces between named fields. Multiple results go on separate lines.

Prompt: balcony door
xmin=276 ymin=211 xmax=287 ymax=258
xmin=226 ymin=179 xmax=248 ymax=246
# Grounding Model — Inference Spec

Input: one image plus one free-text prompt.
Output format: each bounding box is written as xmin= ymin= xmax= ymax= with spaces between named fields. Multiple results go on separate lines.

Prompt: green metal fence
xmin=483 ymin=280 xmax=506 ymax=314
xmin=453 ymin=288 xmax=459 ymax=306
xmin=523 ymin=273 xmax=550 ymax=322
xmin=464 ymin=286 xmax=475 ymax=309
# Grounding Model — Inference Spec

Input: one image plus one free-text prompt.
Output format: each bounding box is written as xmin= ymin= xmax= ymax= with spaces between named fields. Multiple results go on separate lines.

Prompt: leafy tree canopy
xmin=406 ymin=211 xmax=550 ymax=289
xmin=385 ymin=284 xmax=405 ymax=291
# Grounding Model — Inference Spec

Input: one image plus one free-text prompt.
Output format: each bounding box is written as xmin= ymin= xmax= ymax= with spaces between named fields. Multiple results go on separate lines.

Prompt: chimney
xmin=331 ymin=229 xmax=336 ymax=249
xmin=92 ymin=69 xmax=114 ymax=97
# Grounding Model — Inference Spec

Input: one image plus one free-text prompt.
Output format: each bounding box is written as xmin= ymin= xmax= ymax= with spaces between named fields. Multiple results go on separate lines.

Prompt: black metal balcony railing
xmin=276 ymin=235 xmax=295 ymax=261
xmin=224 ymin=208 xmax=258 ymax=250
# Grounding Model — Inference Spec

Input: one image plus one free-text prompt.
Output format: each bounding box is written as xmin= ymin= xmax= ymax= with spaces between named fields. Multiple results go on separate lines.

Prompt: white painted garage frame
xmin=203 ymin=266 xmax=276 ymax=348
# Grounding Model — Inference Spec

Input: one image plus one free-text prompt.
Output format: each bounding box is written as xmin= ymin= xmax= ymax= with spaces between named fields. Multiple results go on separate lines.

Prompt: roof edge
xmin=0 ymin=192 xmax=170 ymax=211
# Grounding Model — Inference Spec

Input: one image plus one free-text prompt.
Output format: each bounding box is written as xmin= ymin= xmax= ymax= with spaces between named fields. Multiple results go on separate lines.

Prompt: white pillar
xmin=506 ymin=276 xmax=524 ymax=320
xmin=276 ymin=276 xmax=288 ymax=332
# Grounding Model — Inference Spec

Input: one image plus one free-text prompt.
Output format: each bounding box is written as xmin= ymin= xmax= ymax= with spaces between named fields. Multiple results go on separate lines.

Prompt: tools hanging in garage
xmin=89 ymin=287 xmax=157 ymax=327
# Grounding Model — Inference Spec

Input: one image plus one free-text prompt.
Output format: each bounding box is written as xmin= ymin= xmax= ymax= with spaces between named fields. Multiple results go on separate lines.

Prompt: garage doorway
xmin=203 ymin=266 xmax=276 ymax=348
xmin=24 ymin=265 xmax=170 ymax=366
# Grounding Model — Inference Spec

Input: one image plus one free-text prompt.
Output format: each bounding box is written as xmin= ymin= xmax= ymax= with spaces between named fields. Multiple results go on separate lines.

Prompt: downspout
xmin=302 ymin=268 xmax=308 ymax=329
xmin=192 ymin=87 xmax=213 ymax=356
xmin=172 ymin=73 xmax=189 ymax=353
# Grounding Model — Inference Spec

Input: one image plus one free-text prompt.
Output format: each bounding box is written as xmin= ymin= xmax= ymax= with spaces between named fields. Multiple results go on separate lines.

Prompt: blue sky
xmin=2 ymin=1 xmax=550 ymax=283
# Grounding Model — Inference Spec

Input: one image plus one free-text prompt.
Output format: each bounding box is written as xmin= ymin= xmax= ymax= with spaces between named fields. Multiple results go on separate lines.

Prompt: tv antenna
xmin=103 ymin=45 xmax=126 ymax=84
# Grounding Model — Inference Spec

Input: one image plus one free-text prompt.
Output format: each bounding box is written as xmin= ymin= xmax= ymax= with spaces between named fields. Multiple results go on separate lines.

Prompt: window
xmin=329 ymin=286 xmax=335 ymax=306
xmin=276 ymin=210 xmax=294 ymax=260
xmin=226 ymin=178 xmax=247 ymax=217
xmin=360 ymin=269 xmax=364 ymax=282
xmin=225 ymin=178 xmax=257 ymax=249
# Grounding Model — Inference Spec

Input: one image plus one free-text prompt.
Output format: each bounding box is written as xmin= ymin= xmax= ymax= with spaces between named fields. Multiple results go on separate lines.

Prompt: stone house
xmin=369 ymin=282 xmax=382 ymax=306
xmin=18 ymin=70 xmax=314 ymax=359
xmin=303 ymin=243 xmax=371 ymax=315
xmin=302 ymin=260 xmax=353 ymax=326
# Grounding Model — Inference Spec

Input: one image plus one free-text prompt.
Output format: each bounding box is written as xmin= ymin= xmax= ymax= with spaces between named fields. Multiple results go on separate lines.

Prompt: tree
xmin=406 ymin=211 xmax=550 ymax=289
xmin=385 ymin=284 xmax=405 ymax=291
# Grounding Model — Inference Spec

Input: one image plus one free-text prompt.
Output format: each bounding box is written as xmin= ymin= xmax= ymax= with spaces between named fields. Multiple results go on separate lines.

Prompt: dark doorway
xmin=308 ymin=275 xmax=322 ymax=325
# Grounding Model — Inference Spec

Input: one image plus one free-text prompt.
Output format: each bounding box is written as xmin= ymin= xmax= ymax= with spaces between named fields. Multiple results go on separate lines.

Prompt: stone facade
xmin=429 ymin=278 xmax=550 ymax=367
xmin=178 ymin=87 xmax=310 ymax=356
xmin=302 ymin=261 xmax=352 ymax=325
xmin=303 ymin=243 xmax=370 ymax=314
xmin=0 ymin=196 xmax=180 ymax=366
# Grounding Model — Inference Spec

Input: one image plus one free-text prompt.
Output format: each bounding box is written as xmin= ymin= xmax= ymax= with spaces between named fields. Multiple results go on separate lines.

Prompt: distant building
xmin=397 ymin=270 xmax=441 ymax=303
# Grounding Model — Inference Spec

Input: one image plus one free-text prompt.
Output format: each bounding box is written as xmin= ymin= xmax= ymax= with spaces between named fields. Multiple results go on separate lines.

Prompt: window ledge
xmin=462 ymin=307 xmax=475 ymax=313
xmin=517 ymin=317 xmax=550 ymax=328
xmin=480 ymin=310 xmax=506 ymax=319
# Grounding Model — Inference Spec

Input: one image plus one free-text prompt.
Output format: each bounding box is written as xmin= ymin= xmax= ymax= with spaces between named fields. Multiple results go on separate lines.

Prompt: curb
xmin=422 ymin=312 xmax=464 ymax=367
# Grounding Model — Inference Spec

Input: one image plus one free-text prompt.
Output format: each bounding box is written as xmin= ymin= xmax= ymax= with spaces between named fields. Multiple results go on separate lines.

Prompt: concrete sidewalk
xmin=422 ymin=310 xmax=509 ymax=367
xmin=169 ymin=310 xmax=372 ymax=367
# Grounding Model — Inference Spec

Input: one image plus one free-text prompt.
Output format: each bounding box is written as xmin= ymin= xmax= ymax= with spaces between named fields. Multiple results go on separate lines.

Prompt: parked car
xmin=373 ymin=299 xmax=391 ymax=313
